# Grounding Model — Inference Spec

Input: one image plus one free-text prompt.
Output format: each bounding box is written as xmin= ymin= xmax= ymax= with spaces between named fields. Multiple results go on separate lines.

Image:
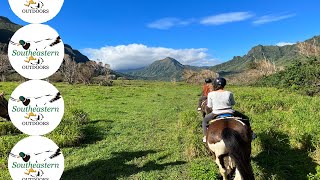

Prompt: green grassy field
xmin=0 ymin=81 xmax=319 ymax=180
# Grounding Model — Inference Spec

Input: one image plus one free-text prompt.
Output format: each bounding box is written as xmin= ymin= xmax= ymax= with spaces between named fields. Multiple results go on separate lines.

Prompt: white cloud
xmin=200 ymin=12 xmax=254 ymax=25
xmin=147 ymin=12 xmax=254 ymax=29
xmin=147 ymin=12 xmax=296 ymax=29
xmin=253 ymin=13 xmax=296 ymax=25
xmin=82 ymin=44 xmax=218 ymax=70
xmin=147 ymin=18 xmax=194 ymax=30
xmin=276 ymin=42 xmax=295 ymax=46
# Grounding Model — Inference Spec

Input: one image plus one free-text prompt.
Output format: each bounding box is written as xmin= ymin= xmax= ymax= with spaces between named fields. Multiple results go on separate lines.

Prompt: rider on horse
xmin=197 ymin=78 xmax=213 ymax=111
xmin=202 ymin=77 xmax=254 ymax=142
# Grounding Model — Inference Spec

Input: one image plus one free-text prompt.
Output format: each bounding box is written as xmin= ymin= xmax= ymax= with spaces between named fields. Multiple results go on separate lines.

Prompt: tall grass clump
xmin=177 ymin=110 xmax=206 ymax=160
xmin=46 ymin=109 xmax=89 ymax=147
xmin=0 ymin=122 xmax=21 ymax=136
xmin=177 ymin=110 xmax=220 ymax=179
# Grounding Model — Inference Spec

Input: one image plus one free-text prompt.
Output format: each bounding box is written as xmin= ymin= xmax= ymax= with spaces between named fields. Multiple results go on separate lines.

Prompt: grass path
xmin=59 ymin=81 xmax=198 ymax=179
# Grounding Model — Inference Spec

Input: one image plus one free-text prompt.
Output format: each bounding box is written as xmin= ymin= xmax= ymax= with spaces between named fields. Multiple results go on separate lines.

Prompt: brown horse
xmin=0 ymin=92 xmax=10 ymax=121
xmin=206 ymin=118 xmax=254 ymax=180
xmin=200 ymin=99 xmax=212 ymax=118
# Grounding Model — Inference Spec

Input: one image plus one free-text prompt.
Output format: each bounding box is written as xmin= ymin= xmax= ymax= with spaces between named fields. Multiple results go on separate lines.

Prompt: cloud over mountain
xmin=276 ymin=42 xmax=296 ymax=46
xmin=82 ymin=44 xmax=218 ymax=70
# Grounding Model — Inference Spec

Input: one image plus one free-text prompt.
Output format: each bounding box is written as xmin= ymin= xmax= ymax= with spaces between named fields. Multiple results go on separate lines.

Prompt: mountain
xmin=126 ymin=57 xmax=209 ymax=81
xmin=212 ymin=35 xmax=320 ymax=74
xmin=0 ymin=16 xmax=90 ymax=63
xmin=64 ymin=44 xmax=90 ymax=63
xmin=0 ymin=16 xmax=21 ymax=32
xmin=117 ymin=67 xmax=145 ymax=73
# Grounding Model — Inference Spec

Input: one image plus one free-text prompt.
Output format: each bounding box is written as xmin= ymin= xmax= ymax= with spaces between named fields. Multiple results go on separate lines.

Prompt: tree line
xmin=0 ymin=53 xmax=117 ymax=85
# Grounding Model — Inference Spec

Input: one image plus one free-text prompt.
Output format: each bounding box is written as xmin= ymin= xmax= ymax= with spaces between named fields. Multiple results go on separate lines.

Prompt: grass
xmin=0 ymin=81 xmax=319 ymax=179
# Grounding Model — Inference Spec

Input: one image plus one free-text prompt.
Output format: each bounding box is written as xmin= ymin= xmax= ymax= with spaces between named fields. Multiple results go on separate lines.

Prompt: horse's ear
xmin=0 ymin=92 xmax=4 ymax=97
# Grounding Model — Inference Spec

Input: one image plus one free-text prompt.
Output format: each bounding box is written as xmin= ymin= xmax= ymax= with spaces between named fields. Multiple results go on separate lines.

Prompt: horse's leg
xmin=208 ymin=141 xmax=228 ymax=180
xmin=215 ymin=155 xmax=227 ymax=180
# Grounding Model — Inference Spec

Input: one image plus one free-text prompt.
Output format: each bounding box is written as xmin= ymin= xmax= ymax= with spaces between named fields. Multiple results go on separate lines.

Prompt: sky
xmin=1 ymin=0 xmax=320 ymax=70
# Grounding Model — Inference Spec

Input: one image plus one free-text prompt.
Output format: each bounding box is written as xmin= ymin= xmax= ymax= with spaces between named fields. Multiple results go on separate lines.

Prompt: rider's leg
xmin=233 ymin=111 xmax=256 ymax=140
xmin=233 ymin=111 xmax=250 ymax=126
xmin=202 ymin=113 xmax=215 ymax=136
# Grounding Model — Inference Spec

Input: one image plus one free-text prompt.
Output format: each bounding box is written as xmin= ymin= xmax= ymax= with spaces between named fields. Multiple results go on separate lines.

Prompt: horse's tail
xmin=222 ymin=128 xmax=254 ymax=180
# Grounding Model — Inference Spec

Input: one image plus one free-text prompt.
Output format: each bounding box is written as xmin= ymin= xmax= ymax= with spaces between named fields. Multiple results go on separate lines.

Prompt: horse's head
xmin=0 ymin=92 xmax=10 ymax=121
xmin=206 ymin=118 xmax=254 ymax=180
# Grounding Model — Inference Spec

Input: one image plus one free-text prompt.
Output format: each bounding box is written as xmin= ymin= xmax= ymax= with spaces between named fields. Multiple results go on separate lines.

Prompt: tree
xmin=77 ymin=61 xmax=96 ymax=84
xmin=60 ymin=55 xmax=77 ymax=84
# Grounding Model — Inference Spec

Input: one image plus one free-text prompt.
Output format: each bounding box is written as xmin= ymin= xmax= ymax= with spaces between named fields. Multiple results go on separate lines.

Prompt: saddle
xmin=208 ymin=113 xmax=249 ymax=126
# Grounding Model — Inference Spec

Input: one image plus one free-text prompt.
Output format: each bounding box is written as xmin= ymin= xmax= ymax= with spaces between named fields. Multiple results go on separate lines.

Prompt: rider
xmin=197 ymin=78 xmax=213 ymax=111
xmin=202 ymin=77 xmax=254 ymax=142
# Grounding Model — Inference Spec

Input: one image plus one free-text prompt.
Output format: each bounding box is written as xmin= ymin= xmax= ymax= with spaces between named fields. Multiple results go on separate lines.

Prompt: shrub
xmin=71 ymin=109 xmax=89 ymax=124
xmin=92 ymin=76 xmax=113 ymax=86
xmin=0 ymin=122 xmax=21 ymax=136
xmin=256 ymin=57 xmax=320 ymax=96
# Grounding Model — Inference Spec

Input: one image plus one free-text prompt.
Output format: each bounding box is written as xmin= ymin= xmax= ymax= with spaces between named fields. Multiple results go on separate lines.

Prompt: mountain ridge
xmin=212 ymin=35 xmax=320 ymax=74
xmin=126 ymin=57 xmax=209 ymax=81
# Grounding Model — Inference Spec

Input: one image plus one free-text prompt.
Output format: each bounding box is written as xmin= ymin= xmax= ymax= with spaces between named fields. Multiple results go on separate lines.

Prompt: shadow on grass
xmin=253 ymin=130 xmax=317 ymax=180
xmin=62 ymin=150 xmax=186 ymax=180
xmin=81 ymin=119 xmax=113 ymax=145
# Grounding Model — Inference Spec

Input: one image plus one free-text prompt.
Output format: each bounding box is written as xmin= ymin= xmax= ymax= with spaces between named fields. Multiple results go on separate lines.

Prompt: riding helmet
xmin=204 ymin=78 xmax=212 ymax=83
xmin=214 ymin=77 xmax=227 ymax=87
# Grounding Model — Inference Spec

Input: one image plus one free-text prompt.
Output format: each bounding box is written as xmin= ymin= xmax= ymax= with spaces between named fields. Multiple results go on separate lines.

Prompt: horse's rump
xmin=207 ymin=118 xmax=254 ymax=180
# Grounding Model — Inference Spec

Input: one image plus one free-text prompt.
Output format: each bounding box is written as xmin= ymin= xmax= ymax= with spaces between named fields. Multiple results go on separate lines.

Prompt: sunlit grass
xmin=0 ymin=81 xmax=319 ymax=179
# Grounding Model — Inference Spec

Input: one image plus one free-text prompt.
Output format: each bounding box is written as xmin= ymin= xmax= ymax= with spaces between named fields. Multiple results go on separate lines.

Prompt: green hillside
xmin=0 ymin=16 xmax=21 ymax=32
xmin=212 ymin=36 xmax=320 ymax=74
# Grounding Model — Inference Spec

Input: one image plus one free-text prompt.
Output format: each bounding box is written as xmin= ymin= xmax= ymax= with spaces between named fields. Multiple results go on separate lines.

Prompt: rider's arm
xmin=207 ymin=93 xmax=213 ymax=108
xmin=230 ymin=93 xmax=236 ymax=106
